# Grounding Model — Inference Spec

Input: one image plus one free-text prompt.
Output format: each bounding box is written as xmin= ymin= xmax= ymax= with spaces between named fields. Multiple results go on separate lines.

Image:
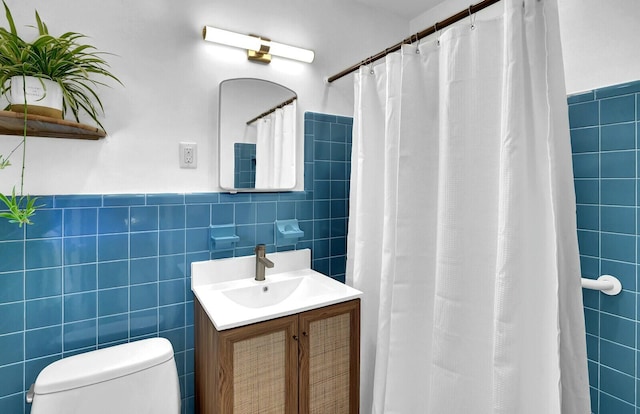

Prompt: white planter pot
xmin=9 ymin=76 xmax=63 ymax=119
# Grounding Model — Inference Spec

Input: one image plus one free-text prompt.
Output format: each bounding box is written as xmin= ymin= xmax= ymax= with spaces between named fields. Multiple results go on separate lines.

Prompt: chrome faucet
xmin=254 ymin=244 xmax=274 ymax=281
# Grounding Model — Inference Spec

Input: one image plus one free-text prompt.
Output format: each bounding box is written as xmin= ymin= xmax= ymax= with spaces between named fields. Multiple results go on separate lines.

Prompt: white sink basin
xmin=223 ymin=275 xmax=340 ymax=308
xmin=191 ymin=249 xmax=362 ymax=330
xmin=222 ymin=277 xmax=304 ymax=308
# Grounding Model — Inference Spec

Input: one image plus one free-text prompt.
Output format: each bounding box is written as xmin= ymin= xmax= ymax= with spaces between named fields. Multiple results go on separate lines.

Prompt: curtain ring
xmin=367 ymin=56 xmax=374 ymax=75
xmin=414 ymin=33 xmax=421 ymax=54
xmin=468 ymin=5 xmax=476 ymax=30
xmin=434 ymin=22 xmax=441 ymax=46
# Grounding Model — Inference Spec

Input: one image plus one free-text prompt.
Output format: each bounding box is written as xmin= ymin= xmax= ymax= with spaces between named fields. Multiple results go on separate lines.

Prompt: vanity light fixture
xmin=202 ymin=26 xmax=315 ymax=64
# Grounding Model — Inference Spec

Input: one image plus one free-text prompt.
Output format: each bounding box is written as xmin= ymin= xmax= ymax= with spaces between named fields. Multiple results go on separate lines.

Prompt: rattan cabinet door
xmin=298 ymin=299 xmax=360 ymax=414
xmin=195 ymin=298 xmax=299 ymax=414
xmin=221 ymin=316 xmax=299 ymax=414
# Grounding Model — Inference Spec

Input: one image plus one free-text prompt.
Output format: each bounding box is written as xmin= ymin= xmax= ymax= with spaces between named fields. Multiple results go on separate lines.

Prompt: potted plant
xmin=0 ymin=0 xmax=121 ymax=226
xmin=0 ymin=0 xmax=121 ymax=127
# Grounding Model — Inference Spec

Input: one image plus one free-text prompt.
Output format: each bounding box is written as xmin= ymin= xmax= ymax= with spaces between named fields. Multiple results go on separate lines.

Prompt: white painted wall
xmin=410 ymin=0 xmax=640 ymax=95
xmin=557 ymin=0 xmax=640 ymax=94
xmin=0 ymin=0 xmax=408 ymax=195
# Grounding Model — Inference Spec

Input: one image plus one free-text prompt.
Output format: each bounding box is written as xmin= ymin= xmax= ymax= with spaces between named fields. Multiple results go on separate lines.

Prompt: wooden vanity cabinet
xmin=194 ymin=299 xmax=360 ymax=414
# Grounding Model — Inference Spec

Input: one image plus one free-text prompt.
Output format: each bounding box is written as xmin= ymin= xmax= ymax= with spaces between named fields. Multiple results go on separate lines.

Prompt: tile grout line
xmin=597 ymin=97 xmax=602 ymax=414
xmin=635 ymin=90 xmax=638 ymax=410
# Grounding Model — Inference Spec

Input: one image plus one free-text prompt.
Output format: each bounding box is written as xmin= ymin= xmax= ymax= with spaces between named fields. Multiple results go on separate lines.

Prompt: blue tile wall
xmin=305 ymin=112 xmax=352 ymax=278
xmin=233 ymin=143 xmax=256 ymax=189
xmin=570 ymin=80 xmax=640 ymax=414
xmin=0 ymin=111 xmax=352 ymax=414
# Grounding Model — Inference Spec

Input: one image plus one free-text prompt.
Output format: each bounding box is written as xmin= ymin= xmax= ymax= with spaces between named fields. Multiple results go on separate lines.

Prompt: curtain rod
xmin=246 ymin=96 xmax=297 ymax=125
xmin=327 ymin=0 xmax=502 ymax=83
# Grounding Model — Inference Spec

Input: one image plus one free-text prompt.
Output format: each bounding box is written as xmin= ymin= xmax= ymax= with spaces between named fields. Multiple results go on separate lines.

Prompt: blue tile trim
xmin=595 ymin=80 xmax=640 ymax=99
xmin=146 ymin=194 xmax=186 ymax=205
xmin=219 ymin=193 xmax=251 ymax=203
xmin=336 ymin=115 xmax=353 ymax=125
xmin=312 ymin=113 xmax=337 ymax=123
xmin=185 ymin=193 xmax=219 ymax=204
xmin=102 ymin=194 xmax=146 ymax=206
xmin=568 ymin=90 xmax=595 ymax=104
xmin=54 ymin=195 xmax=103 ymax=208
xmin=33 ymin=196 xmax=54 ymax=209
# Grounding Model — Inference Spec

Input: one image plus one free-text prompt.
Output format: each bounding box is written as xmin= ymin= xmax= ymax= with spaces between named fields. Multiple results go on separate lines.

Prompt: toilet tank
xmin=30 ymin=338 xmax=181 ymax=414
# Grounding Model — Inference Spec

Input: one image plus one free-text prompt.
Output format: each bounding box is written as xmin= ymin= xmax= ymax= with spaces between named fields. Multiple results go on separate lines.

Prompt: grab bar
xmin=581 ymin=275 xmax=622 ymax=296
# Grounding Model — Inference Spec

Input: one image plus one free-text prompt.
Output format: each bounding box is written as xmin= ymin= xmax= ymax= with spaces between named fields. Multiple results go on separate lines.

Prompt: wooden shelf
xmin=0 ymin=110 xmax=105 ymax=140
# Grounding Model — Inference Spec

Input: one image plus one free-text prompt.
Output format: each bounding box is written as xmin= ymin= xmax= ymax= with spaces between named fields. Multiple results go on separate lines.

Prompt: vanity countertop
xmin=191 ymin=249 xmax=362 ymax=330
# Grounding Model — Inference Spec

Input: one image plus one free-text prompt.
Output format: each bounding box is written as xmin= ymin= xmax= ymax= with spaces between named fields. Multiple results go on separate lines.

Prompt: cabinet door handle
xmin=293 ymin=335 xmax=298 ymax=341
xmin=302 ymin=331 xmax=308 ymax=337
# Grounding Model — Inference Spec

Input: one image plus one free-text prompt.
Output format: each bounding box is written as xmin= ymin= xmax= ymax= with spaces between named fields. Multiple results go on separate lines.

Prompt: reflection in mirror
xmin=219 ymin=78 xmax=297 ymax=191
xmin=234 ymin=143 xmax=256 ymax=188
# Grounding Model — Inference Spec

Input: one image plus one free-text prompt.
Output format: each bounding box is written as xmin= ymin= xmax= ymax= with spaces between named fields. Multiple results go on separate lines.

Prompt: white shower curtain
xmin=255 ymin=100 xmax=296 ymax=188
xmin=346 ymin=0 xmax=590 ymax=413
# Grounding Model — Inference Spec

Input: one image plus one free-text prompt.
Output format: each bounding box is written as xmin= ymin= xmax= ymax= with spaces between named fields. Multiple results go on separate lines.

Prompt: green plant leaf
xmin=34 ymin=10 xmax=48 ymax=35
xmin=2 ymin=0 xmax=17 ymax=36
xmin=0 ymin=156 xmax=10 ymax=168
xmin=0 ymin=188 xmax=38 ymax=227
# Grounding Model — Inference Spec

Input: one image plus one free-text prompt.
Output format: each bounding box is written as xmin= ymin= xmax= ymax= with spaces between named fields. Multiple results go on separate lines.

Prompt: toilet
xmin=28 ymin=338 xmax=181 ymax=414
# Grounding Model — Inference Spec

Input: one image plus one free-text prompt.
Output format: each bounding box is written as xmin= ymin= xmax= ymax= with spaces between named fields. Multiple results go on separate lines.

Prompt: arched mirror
xmin=218 ymin=78 xmax=297 ymax=191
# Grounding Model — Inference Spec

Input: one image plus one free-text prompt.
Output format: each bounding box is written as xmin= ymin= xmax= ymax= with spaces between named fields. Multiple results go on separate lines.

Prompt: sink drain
xmin=262 ymin=286 xmax=269 ymax=292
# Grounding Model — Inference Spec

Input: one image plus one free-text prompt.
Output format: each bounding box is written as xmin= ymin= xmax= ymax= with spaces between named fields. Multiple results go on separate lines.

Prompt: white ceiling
xmin=352 ymin=0 xmax=446 ymax=19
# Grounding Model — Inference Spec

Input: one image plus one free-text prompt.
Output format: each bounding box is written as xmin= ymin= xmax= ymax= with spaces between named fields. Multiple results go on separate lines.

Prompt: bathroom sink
xmin=221 ymin=276 xmax=305 ymax=308
xmin=191 ymin=249 xmax=362 ymax=330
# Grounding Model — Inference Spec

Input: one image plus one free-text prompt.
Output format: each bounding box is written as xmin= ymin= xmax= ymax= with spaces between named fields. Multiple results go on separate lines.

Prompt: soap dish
xmin=210 ymin=224 xmax=240 ymax=251
xmin=275 ymin=219 xmax=304 ymax=246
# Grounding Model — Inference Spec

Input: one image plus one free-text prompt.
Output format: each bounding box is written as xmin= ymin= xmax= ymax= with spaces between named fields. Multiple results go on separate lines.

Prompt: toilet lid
xmin=34 ymin=338 xmax=175 ymax=395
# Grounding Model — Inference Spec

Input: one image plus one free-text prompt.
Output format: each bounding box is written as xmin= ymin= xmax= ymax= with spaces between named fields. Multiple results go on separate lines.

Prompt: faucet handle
xmin=255 ymin=244 xmax=266 ymax=254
